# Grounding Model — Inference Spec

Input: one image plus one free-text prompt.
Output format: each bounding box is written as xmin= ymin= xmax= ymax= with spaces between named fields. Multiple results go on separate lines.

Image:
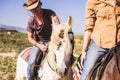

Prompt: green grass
xmin=0 ymin=31 xmax=32 ymax=80
xmin=74 ymin=35 xmax=83 ymax=57
xmin=0 ymin=57 xmax=16 ymax=80
xmin=0 ymin=31 xmax=31 ymax=53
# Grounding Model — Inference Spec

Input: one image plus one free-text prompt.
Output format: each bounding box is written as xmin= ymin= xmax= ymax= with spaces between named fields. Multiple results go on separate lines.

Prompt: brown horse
xmin=101 ymin=44 xmax=120 ymax=80
xmin=86 ymin=43 xmax=120 ymax=80
xmin=73 ymin=43 xmax=120 ymax=80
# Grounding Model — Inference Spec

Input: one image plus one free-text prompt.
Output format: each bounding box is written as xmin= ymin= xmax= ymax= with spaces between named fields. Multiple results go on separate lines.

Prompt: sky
xmin=0 ymin=0 xmax=87 ymax=34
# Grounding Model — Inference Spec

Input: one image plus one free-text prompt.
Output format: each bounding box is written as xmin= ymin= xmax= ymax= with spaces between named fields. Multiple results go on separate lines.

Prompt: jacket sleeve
xmin=84 ymin=0 xmax=96 ymax=31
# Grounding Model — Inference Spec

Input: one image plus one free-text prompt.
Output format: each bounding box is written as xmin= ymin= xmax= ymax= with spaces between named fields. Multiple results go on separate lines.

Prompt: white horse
xmin=15 ymin=16 xmax=73 ymax=80
xmin=15 ymin=47 xmax=32 ymax=80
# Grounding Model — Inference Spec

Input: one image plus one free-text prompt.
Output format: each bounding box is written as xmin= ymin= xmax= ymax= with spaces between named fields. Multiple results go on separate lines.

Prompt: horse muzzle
xmin=57 ymin=67 xmax=68 ymax=77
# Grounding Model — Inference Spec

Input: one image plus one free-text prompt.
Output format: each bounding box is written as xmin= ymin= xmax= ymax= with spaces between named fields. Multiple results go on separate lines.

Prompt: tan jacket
xmin=85 ymin=0 xmax=120 ymax=49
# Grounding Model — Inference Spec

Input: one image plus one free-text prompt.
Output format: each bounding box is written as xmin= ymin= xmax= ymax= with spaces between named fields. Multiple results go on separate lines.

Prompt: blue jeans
xmin=27 ymin=41 xmax=49 ymax=80
xmin=80 ymin=40 xmax=109 ymax=80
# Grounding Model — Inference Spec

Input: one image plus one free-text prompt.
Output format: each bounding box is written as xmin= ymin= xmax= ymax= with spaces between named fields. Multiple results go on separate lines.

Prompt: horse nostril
xmin=64 ymin=68 xmax=68 ymax=76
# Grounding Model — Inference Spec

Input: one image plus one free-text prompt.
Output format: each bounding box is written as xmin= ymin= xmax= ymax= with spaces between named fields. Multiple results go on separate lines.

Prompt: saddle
xmin=86 ymin=47 xmax=115 ymax=80
xmin=21 ymin=48 xmax=45 ymax=65
xmin=21 ymin=48 xmax=46 ymax=78
xmin=21 ymin=47 xmax=32 ymax=62
xmin=73 ymin=56 xmax=83 ymax=80
xmin=34 ymin=51 xmax=45 ymax=77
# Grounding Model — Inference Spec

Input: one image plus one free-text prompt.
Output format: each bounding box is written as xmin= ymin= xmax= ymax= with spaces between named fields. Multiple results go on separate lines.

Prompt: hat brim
xmin=23 ymin=1 xmax=39 ymax=10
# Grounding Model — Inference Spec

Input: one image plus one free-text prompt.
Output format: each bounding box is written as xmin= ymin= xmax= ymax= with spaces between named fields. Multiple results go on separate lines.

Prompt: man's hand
xmin=37 ymin=43 xmax=48 ymax=52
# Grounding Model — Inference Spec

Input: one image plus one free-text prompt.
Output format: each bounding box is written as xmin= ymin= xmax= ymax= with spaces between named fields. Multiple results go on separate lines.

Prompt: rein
xmin=46 ymin=54 xmax=57 ymax=72
xmin=46 ymin=40 xmax=65 ymax=72
xmin=46 ymin=43 xmax=60 ymax=72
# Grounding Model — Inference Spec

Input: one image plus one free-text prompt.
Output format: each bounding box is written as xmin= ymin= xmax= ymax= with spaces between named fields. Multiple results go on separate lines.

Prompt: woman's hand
xmin=80 ymin=51 xmax=87 ymax=68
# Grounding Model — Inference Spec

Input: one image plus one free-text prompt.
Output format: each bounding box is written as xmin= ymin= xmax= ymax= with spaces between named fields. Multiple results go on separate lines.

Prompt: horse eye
xmin=59 ymin=32 xmax=64 ymax=38
xmin=59 ymin=30 xmax=64 ymax=38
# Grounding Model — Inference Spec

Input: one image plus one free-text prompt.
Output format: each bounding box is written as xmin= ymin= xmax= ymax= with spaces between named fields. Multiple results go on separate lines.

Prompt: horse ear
xmin=52 ymin=17 xmax=55 ymax=25
xmin=52 ymin=17 xmax=59 ymax=30
xmin=67 ymin=16 xmax=73 ymax=27
xmin=52 ymin=18 xmax=56 ymax=30
xmin=52 ymin=17 xmax=59 ymax=26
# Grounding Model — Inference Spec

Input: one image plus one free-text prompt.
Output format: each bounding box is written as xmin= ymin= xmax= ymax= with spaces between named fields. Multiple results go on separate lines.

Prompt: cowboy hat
xmin=23 ymin=0 xmax=42 ymax=10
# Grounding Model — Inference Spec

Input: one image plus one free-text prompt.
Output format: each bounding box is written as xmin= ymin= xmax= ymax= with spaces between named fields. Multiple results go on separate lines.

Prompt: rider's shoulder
xmin=28 ymin=16 xmax=35 ymax=24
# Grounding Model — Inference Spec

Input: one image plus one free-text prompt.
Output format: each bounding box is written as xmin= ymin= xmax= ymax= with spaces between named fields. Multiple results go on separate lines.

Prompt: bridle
xmin=46 ymin=55 xmax=57 ymax=72
xmin=46 ymin=35 xmax=68 ymax=75
xmin=46 ymin=39 xmax=64 ymax=71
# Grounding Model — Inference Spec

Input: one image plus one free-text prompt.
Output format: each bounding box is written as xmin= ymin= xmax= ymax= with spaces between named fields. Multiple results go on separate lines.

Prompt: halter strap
xmin=46 ymin=54 xmax=57 ymax=72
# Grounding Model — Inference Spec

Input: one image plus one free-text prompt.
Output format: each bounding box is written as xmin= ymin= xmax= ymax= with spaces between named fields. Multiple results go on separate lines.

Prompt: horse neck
xmin=116 ymin=46 xmax=120 ymax=70
xmin=64 ymin=32 xmax=72 ymax=55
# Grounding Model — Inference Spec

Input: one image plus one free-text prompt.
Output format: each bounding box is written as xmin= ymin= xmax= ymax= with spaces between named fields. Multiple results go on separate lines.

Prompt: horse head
xmin=47 ymin=16 xmax=73 ymax=77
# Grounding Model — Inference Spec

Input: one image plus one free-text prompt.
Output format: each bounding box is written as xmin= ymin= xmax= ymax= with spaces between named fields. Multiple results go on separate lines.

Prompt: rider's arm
xmin=28 ymin=31 xmax=48 ymax=51
xmin=80 ymin=30 xmax=92 ymax=67
xmin=82 ymin=30 xmax=92 ymax=52
xmin=27 ymin=31 xmax=39 ymax=47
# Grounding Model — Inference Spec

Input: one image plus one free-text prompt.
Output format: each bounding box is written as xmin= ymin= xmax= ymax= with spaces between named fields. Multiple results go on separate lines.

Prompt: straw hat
xmin=23 ymin=0 xmax=42 ymax=10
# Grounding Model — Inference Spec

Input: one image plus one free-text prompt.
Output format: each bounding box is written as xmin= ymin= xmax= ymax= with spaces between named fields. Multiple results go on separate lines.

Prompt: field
xmin=0 ymin=31 xmax=83 ymax=80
